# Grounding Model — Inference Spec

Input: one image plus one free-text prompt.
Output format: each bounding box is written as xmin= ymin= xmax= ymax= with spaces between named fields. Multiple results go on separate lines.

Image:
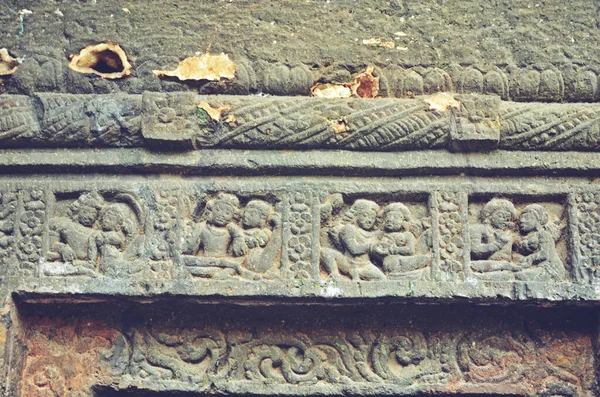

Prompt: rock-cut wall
xmin=1 ymin=1 xmax=600 ymax=396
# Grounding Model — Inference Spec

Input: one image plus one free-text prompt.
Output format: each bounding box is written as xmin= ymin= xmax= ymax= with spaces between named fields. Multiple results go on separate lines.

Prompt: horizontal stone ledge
xmin=1 ymin=149 xmax=600 ymax=176
xmin=12 ymin=279 xmax=600 ymax=305
xmin=104 ymin=379 xmax=531 ymax=396
xmin=3 ymin=92 xmax=600 ymax=151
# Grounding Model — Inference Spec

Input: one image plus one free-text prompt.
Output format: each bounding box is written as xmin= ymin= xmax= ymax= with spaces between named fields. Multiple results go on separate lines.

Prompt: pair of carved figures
xmin=45 ymin=192 xmax=144 ymax=277
xmin=320 ymin=196 xmax=431 ymax=281
xmin=182 ymin=193 xmax=281 ymax=279
xmin=470 ymin=199 xmax=565 ymax=281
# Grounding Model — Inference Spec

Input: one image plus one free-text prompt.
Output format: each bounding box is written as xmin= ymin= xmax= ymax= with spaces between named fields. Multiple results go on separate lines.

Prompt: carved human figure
xmin=373 ymin=203 xmax=430 ymax=277
xmin=49 ymin=192 xmax=103 ymax=262
xmin=242 ymin=200 xmax=281 ymax=274
xmin=514 ymin=204 xmax=565 ymax=281
xmin=322 ymin=199 xmax=385 ymax=280
xmin=470 ymin=198 xmax=518 ymax=273
xmin=45 ymin=192 xmax=104 ymax=277
xmin=90 ymin=203 xmax=144 ymax=277
xmin=183 ymin=193 xmax=247 ymax=278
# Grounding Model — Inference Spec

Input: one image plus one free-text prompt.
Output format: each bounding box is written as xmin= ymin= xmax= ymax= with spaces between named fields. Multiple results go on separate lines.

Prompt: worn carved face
xmin=384 ymin=211 xmax=405 ymax=232
xmin=243 ymin=207 xmax=264 ymax=228
xmin=519 ymin=211 xmax=538 ymax=233
xmin=356 ymin=208 xmax=377 ymax=230
xmin=101 ymin=208 xmax=123 ymax=231
xmin=78 ymin=206 xmax=98 ymax=227
xmin=490 ymin=209 xmax=513 ymax=229
xmin=211 ymin=203 xmax=235 ymax=226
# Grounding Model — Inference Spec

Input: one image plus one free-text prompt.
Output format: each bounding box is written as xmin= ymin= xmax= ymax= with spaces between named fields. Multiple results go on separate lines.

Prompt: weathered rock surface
xmin=2 ymin=0 xmax=600 ymax=396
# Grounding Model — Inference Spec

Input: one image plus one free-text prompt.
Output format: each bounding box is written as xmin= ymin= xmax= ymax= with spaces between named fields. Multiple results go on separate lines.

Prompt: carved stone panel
xmin=17 ymin=303 xmax=597 ymax=397
xmin=318 ymin=193 xmax=432 ymax=282
xmin=467 ymin=196 xmax=568 ymax=283
xmin=43 ymin=189 xmax=147 ymax=279
xmin=180 ymin=190 xmax=283 ymax=281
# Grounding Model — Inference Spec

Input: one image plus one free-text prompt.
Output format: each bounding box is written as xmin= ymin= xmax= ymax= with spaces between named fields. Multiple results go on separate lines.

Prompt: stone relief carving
xmin=449 ymin=95 xmax=500 ymax=151
xmin=17 ymin=190 xmax=47 ymax=276
xmin=181 ymin=192 xmax=282 ymax=280
xmin=0 ymin=95 xmax=41 ymax=142
xmin=469 ymin=199 xmax=566 ymax=282
xmin=285 ymin=191 xmax=315 ymax=281
xmin=0 ymin=190 xmax=17 ymax=271
xmin=573 ymin=192 xmax=600 ymax=283
xmin=456 ymin=328 xmax=593 ymax=392
xmin=44 ymin=191 xmax=146 ymax=278
xmin=320 ymin=195 xmax=432 ymax=281
xmin=2 ymin=40 xmax=599 ymax=102
xmin=0 ymin=184 xmax=590 ymax=288
xmin=19 ymin=319 xmax=590 ymax=396
xmin=21 ymin=319 xmax=129 ymax=397
xmin=3 ymin=92 xmax=600 ymax=151
xmin=128 ymin=325 xmax=442 ymax=385
xmin=435 ymin=192 xmax=466 ymax=281
xmin=145 ymin=189 xmax=179 ymax=284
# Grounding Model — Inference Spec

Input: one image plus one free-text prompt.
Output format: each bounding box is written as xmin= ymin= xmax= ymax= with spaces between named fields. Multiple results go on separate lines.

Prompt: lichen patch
xmin=154 ymin=53 xmax=236 ymax=81
xmin=310 ymin=83 xmax=353 ymax=98
xmin=424 ymin=92 xmax=461 ymax=112
xmin=0 ymin=48 xmax=21 ymax=76
xmin=310 ymin=66 xmax=379 ymax=99
xmin=197 ymin=102 xmax=233 ymax=122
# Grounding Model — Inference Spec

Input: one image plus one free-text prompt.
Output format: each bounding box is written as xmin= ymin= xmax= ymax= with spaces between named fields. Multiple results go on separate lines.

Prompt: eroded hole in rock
xmin=88 ymin=50 xmax=125 ymax=74
xmin=68 ymin=42 xmax=132 ymax=79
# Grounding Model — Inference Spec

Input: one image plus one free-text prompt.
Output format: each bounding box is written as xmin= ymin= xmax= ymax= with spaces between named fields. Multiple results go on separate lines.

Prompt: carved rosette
xmin=16 ymin=189 xmax=47 ymax=276
xmin=434 ymin=192 xmax=468 ymax=281
xmin=0 ymin=189 xmax=17 ymax=273
xmin=145 ymin=188 xmax=179 ymax=284
xmin=283 ymin=191 xmax=317 ymax=282
xmin=572 ymin=191 xmax=600 ymax=283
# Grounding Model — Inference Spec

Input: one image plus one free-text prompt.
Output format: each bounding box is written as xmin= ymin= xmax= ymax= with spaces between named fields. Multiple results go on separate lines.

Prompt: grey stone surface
xmin=2 ymin=0 xmax=600 ymax=396
xmin=0 ymin=175 xmax=595 ymax=302
xmin=1 ymin=1 xmax=600 ymax=102
xmin=3 ymin=93 xmax=600 ymax=150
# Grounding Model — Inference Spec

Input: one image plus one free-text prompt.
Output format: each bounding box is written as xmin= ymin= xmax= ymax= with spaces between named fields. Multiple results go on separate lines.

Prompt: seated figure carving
xmin=514 ymin=204 xmax=565 ymax=282
xmin=89 ymin=203 xmax=145 ymax=278
xmin=45 ymin=192 xmax=104 ymax=277
xmin=242 ymin=200 xmax=281 ymax=274
xmin=470 ymin=199 xmax=518 ymax=274
xmin=182 ymin=193 xmax=281 ymax=279
xmin=470 ymin=199 xmax=565 ymax=282
xmin=44 ymin=192 xmax=144 ymax=277
xmin=321 ymin=199 xmax=386 ymax=281
xmin=321 ymin=197 xmax=432 ymax=281
xmin=182 ymin=193 xmax=247 ymax=278
xmin=373 ymin=203 xmax=431 ymax=279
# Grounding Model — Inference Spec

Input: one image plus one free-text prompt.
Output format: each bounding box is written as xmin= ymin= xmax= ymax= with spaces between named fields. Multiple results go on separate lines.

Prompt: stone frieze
xmin=2 ymin=177 xmax=600 ymax=301
xmin=3 ymin=92 xmax=600 ymax=151
xmin=19 ymin=306 xmax=595 ymax=397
